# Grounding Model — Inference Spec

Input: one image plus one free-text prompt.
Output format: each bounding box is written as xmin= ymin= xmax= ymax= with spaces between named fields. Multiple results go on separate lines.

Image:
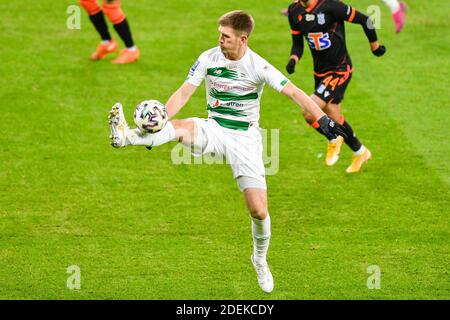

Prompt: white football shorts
xmin=189 ymin=117 xmax=267 ymax=191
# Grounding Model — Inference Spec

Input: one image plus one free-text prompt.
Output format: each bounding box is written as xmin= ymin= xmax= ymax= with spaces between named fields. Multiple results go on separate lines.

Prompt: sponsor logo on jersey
xmin=225 ymin=101 xmax=244 ymax=108
xmin=210 ymin=80 xmax=254 ymax=93
xmin=306 ymin=32 xmax=332 ymax=51
xmin=305 ymin=14 xmax=315 ymax=22
xmin=317 ymin=13 xmax=325 ymax=25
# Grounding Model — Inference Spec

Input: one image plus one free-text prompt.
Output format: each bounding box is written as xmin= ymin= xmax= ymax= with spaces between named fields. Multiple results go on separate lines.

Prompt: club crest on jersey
xmin=317 ymin=13 xmax=326 ymax=25
xmin=305 ymin=14 xmax=315 ymax=22
xmin=189 ymin=60 xmax=200 ymax=76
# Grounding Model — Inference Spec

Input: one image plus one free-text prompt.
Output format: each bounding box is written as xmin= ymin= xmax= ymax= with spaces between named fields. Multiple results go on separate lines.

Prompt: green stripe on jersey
xmin=212 ymin=117 xmax=250 ymax=131
xmin=207 ymin=67 xmax=239 ymax=80
xmin=209 ymin=88 xmax=258 ymax=101
xmin=280 ymin=79 xmax=288 ymax=86
xmin=207 ymin=104 xmax=246 ymax=117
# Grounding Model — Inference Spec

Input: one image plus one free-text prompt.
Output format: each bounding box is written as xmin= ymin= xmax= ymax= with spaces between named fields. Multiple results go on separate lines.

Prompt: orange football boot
xmin=346 ymin=148 xmax=372 ymax=173
xmin=90 ymin=40 xmax=119 ymax=61
xmin=111 ymin=48 xmax=140 ymax=64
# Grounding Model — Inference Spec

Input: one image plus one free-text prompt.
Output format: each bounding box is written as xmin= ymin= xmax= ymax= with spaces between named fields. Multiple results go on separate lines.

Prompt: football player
xmin=281 ymin=1 xmax=408 ymax=33
xmin=108 ymin=11 xmax=346 ymax=292
xmin=79 ymin=0 xmax=140 ymax=64
xmin=286 ymin=0 xmax=386 ymax=172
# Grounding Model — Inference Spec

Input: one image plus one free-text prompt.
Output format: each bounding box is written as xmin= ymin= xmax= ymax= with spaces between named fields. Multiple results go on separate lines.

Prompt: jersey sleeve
xmin=258 ymin=59 xmax=290 ymax=92
xmin=328 ymin=0 xmax=378 ymax=42
xmin=287 ymin=5 xmax=302 ymax=36
xmin=327 ymin=0 xmax=355 ymax=21
xmin=288 ymin=6 xmax=304 ymax=59
xmin=185 ymin=51 xmax=208 ymax=87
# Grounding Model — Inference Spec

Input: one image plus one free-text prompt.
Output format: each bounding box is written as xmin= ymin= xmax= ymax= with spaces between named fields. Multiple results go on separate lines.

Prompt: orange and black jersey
xmin=288 ymin=0 xmax=378 ymax=74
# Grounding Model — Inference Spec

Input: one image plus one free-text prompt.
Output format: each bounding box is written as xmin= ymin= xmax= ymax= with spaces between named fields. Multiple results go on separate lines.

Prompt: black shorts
xmin=314 ymin=65 xmax=352 ymax=104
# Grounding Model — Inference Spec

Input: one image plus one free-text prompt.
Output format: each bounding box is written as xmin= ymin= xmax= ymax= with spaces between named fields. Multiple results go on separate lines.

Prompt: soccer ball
xmin=133 ymin=100 xmax=168 ymax=133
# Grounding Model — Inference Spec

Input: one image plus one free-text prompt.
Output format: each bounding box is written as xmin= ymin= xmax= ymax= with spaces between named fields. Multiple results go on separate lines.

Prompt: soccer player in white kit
xmin=108 ymin=10 xmax=345 ymax=293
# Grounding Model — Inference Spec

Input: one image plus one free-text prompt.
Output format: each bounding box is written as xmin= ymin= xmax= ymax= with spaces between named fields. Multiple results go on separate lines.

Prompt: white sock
xmin=329 ymin=137 xmax=339 ymax=143
xmin=252 ymin=214 xmax=271 ymax=264
xmin=101 ymin=40 xmax=111 ymax=45
xmin=354 ymin=145 xmax=366 ymax=156
xmin=127 ymin=46 xmax=137 ymax=51
xmin=382 ymin=0 xmax=400 ymax=13
xmin=127 ymin=121 xmax=176 ymax=147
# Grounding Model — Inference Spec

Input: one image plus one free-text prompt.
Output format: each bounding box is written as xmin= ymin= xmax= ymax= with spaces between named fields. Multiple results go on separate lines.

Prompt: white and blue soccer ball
xmin=133 ymin=100 xmax=168 ymax=133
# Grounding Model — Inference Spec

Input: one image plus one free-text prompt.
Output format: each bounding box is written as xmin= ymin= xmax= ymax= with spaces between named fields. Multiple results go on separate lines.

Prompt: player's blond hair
xmin=218 ymin=10 xmax=255 ymax=36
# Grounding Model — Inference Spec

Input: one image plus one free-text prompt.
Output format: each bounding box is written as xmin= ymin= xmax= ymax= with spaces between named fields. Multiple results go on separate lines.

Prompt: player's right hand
xmin=372 ymin=45 xmax=386 ymax=57
xmin=317 ymin=115 xmax=348 ymax=140
xmin=286 ymin=58 xmax=296 ymax=74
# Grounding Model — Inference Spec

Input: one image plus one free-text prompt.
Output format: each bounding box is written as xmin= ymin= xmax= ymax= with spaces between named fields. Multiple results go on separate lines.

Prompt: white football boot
xmin=251 ymin=255 xmax=274 ymax=293
xmin=108 ymin=103 xmax=130 ymax=148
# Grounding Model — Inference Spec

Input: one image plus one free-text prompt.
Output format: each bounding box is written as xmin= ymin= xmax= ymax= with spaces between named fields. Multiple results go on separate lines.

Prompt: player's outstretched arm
xmin=281 ymin=82 xmax=347 ymax=139
xmin=282 ymin=82 xmax=324 ymax=120
xmin=331 ymin=2 xmax=386 ymax=57
xmin=165 ymin=82 xmax=198 ymax=119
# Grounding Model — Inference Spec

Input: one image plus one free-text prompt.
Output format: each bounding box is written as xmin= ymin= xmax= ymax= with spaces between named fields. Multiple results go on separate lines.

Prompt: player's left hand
xmin=372 ymin=45 xmax=386 ymax=57
xmin=317 ymin=115 xmax=348 ymax=140
xmin=286 ymin=58 xmax=296 ymax=74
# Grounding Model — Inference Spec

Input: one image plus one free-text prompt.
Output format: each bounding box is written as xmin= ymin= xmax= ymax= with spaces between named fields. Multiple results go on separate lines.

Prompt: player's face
xmin=218 ymin=26 xmax=246 ymax=58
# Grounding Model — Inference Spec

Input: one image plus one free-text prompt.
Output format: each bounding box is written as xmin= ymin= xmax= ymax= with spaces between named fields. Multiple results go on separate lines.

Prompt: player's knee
xmin=171 ymin=120 xmax=195 ymax=143
xmin=79 ymin=0 xmax=101 ymax=16
xmin=249 ymin=207 xmax=268 ymax=220
xmin=102 ymin=0 xmax=125 ymax=24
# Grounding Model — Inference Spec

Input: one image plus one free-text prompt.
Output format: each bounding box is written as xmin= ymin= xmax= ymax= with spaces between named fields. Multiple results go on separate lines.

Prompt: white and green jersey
xmin=186 ymin=46 xmax=289 ymax=130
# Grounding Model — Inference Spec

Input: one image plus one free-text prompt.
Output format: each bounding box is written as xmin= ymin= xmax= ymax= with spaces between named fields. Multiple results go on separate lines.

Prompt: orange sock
xmin=102 ymin=1 xmax=126 ymax=24
xmin=79 ymin=0 xmax=101 ymax=16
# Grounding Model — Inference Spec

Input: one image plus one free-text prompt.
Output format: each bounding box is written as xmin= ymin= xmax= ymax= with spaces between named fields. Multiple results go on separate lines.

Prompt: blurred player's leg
xmin=79 ymin=0 xmax=118 ymax=60
xmin=303 ymin=95 xmax=345 ymax=166
xmin=109 ymin=106 xmax=198 ymax=149
xmin=323 ymin=102 xmax=371 ymax=173
xmin=243 ymin=187 xmax=273 ymax=293
xmin=323 ymin=104 xmax=362 ymax=153
xmin=346 ymin=146 xmax=372 ymax=173
xmin=382 ymin=0 xmax=407 ymax=33
xmin=102 ymin=0 xmax=140 ymax=64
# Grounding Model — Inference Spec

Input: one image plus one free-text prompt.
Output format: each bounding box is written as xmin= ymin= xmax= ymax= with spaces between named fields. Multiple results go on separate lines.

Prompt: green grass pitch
xmin=0 ymin=0 xmax=448 ymax=299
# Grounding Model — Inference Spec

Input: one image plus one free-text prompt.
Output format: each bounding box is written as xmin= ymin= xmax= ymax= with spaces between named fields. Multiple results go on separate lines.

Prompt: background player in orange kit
xmin=286 ymin=0 xmax=386 ymax=173
xmin=79 ymin=0 xmax=140 ymax=64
